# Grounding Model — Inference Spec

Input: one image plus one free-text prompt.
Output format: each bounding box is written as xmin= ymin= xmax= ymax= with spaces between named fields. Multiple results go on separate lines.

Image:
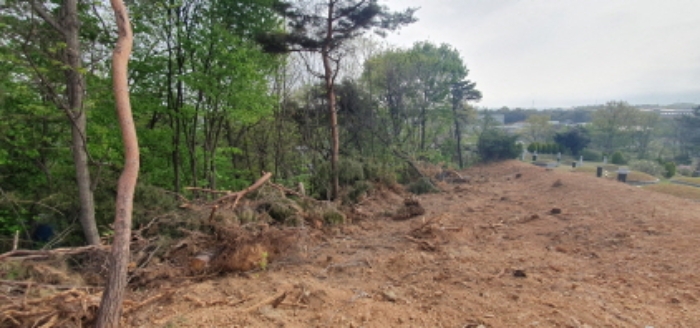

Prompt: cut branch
xmin=210 ymin=172 xmax=273 ymax=206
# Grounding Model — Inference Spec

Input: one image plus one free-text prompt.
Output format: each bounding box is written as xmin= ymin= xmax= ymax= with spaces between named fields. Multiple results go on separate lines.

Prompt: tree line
xmin=0 ymin=0 xmax=501 ymax=247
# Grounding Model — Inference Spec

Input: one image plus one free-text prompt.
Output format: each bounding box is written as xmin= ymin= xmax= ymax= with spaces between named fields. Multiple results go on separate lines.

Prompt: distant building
xmin=641 ymin=108 xmax=694 ymax=117
xmin=477 ymin=113 xmax=505 ymax=125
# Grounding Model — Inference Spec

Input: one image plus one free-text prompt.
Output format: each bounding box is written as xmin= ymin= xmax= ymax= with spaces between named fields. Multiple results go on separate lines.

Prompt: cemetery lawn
xmin=671 ymin=176 xmax=700 ymax=185
xmin=644 ymin=182 xmax=700 ymax=200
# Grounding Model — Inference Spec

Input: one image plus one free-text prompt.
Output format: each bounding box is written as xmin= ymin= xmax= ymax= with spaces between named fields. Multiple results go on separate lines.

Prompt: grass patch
xmin=626 ymin=171 xmax=657 ymax=182
xmin=672 ymin=176 xmax=700 ymax=185
xmin=643 ymin=183 xmax=700 ymax=201
xmin=570 ymin=166 xmax=656 ymax=182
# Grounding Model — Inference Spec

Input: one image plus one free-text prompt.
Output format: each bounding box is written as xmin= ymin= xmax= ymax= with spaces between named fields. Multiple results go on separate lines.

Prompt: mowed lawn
xmin=672 ymin=176 xmax=700 ymax=185
xmin=570 ymin=166 xmax=658 ymax=182
xmin=643 ymin=183 xmax=700 ymax=201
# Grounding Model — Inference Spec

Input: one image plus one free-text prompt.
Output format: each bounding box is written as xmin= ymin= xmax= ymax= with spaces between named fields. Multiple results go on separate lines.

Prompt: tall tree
xmin=96 ymin=0 xmax=137 ymax=325
xmin=631 ymin=111 xmax=660 ymax=159
xmin=261 ymin=0 xmax=417 ymax=200
xmin=675 ymin=106 xmax=700 ymax=164
xmin=523 ymin=114 xmax=553 ymax=143
xmin=554 ymin=126 xmax=591 ymax=156
xmin=591 ymin=101 xmax=638 ymax=154
xmin=27 ymin=0 xmax=100 ymax=244
xmin=451 ymin=80 xmax=481 ymax=168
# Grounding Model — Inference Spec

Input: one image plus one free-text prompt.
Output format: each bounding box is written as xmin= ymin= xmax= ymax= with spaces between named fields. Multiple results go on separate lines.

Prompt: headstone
xmin=532 ymin=154 xmax=538 ymax=161
xmin=572 ymin=162 xmax=576 ymax=168
xmin=603 ymin=156 xmax=607 ymax=164
xmin=617 ymin=168 xmax=629 ymax=182
xmin=522 ymin=149 xmax=527 ymax=161
xmin=579 ymin=156 xmax=583 ymax=166
xmin=557 ymin=152 xmax=561 ymax=162
xmin=596 ymin=166 xmax=603 ymax=178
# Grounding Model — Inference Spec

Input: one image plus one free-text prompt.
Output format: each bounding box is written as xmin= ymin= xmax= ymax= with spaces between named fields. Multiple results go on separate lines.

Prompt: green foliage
xmin=527 ymin=143 xmax=536 ymax=153
xmin=554 ymin=127 xmax=591 ymax=156
xmin=311 ymin=158 xmax=365 ymax=198
xmin=477 ymin=130 xmax=520 ymax=162
xmin=346 ymin=181 xmax=372 ymax=204
xmin=580 ymin=149 xmax=603 ymax=162
xmin=322 ymin=209 xmax=346 ymax=226
xmin=663 ymin=162 xmax=676 ymax=179
xmin=611 ymin=151 xmax=627 ymax=165
xmin=407 ymin=177 xmax=438 ymax=195
xmin=629 ymin=160 xmax=664 ymax=177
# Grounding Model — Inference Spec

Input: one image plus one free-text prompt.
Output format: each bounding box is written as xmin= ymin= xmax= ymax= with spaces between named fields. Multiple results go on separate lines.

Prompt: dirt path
xmin=131 ymin=161 xmax=700 ymax=327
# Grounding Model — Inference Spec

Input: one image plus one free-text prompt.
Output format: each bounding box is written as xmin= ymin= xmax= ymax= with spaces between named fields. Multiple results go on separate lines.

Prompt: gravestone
xmin=617 ymin=168 xmax=629 ymax=182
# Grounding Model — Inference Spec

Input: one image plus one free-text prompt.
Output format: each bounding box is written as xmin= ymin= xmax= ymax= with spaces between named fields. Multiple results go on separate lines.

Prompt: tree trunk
xmin=323 ymin=1 xmax=340 ymax=201
xmin=64 ymin=0 xmax=100 ymax=245
xmin=96 ymin=1 xmax=137 ymax=326
xmin=454 ymin=107 xmax=464 ymax=168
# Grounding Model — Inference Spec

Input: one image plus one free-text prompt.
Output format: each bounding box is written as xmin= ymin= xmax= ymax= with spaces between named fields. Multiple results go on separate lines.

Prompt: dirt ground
xmin=119 ymin=160 xmax=700 ymax=328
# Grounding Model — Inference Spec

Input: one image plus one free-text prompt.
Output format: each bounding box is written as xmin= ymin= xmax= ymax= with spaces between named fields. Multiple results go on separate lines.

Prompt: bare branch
xmin=29 ymin=1 xmax=64 ymax=35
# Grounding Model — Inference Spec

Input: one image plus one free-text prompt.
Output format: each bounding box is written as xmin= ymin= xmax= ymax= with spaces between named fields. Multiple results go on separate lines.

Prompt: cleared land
xmin=3 ymin=161 xmax=700 ymax=327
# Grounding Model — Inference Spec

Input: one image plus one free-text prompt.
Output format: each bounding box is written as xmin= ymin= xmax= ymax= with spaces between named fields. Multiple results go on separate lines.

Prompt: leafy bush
xmin=311 ymin=158 xmax=365 ymax=198
xmin=478 ymin=130 xmax=520 ymax=162
xmin=346 ymin=181 xmax=372 ymax=204
xmin=629 ymin=160 xmax=664 ymax=177
xmin=362 ymin=160 xmax=396 ymax=185
xmin=580 ymin=149 xmax=602 ymax=162
xmin=611 ymin=151 xmax=627 ymax=165
xmin=664 ymin=162 xmax=676 ymax=178
xmin=407 ymin=177 xmax=438 ymax=195
xmin=527 ymin=143 xmax=537 ymax=153
xmin=677 ymin=165 xmax=694 ymax=177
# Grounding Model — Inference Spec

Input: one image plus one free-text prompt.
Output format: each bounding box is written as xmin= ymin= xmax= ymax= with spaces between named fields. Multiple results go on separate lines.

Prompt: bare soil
xmin=128 ymin=160 xmax=700 ymax=327
xmin=4 ymin=160 xmax=700 ymax=327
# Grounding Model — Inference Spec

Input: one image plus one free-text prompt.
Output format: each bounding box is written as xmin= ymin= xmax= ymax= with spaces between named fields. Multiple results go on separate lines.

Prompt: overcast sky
xmin=380 ymin=0 xmax=700 ymax=109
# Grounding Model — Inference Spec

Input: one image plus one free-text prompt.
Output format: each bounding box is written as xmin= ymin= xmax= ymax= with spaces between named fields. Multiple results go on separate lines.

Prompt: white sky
xmin=381 ymin=0 xmax=700 ymax=109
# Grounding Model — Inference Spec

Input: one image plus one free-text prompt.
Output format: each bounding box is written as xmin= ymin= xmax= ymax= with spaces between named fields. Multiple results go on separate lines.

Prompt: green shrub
xmin=346 ymin=181 xmax=372 ymax=204
xmin=362 ymin=160 xmax=396 ymax=185
xmin=580 ymin=149 xmax=602 ymax=162
xmin=310 ymin=158 xmax=365 ymax=198
xmin=611 ymin=151 xmax=627 ymax=165
xmin=407 ymin=177 xmax=438 ymax=195
xmin=664 ymin=162 xmax=676 ymax=178
xmin=527 ymin=143 xmax=536 ymax=153
xmin=322 ymin=209 xmax=346 ymax=225
xmin=629 ymin=160 xmax=664 ymax=177
xmin=677 ymin=165 xmax=694 ymax=177
xmin=478 ymin=130 xmax=520 ymax=162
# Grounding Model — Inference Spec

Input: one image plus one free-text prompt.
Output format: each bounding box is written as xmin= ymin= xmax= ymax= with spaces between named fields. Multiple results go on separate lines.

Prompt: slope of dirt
xmin=128 ymin=161 xmax=700 ymax=327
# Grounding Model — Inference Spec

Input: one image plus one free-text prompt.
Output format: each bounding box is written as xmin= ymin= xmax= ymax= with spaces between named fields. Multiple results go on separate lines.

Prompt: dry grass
xmin=643 ymin=183 xmax=700 ymax=200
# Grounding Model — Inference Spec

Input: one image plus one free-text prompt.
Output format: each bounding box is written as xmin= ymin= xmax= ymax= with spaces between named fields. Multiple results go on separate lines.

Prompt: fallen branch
xmin=0 ymin=245 xmax=109 ymax=261
xmin=404 ymin=235 xmax=437 ymax=251
xmin=239 ymin=291 xmax=287 ymax=313
xmin=124 ymin=289 xmax=176 ymax=314
xmin=184 ymin=187 xmax=231 ymax=194
xmin=211 ymin=172 xmax=273 ymax=207
xmin=267 ymin=182 xmax=319 ymax=203
xmin=0 ymin=280 xmax=103 ymax=291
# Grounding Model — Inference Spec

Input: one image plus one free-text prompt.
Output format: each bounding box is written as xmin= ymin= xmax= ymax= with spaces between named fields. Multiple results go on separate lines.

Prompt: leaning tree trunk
xmin=96 ymin=1 xmax=137 ymax=326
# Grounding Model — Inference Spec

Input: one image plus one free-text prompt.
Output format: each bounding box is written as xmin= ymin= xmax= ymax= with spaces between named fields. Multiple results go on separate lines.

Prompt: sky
xmin=380 ymin=0 xmax=700 ymax=109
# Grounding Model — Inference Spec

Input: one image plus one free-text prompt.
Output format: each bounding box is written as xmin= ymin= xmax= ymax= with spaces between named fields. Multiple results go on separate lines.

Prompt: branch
xmin=0 ymin=245 xmax=109 ymax=261
xmin=29 ymin=1 xmax=64 ymax=35
xmin=210 ymin=172 xmax=273 ymax=206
